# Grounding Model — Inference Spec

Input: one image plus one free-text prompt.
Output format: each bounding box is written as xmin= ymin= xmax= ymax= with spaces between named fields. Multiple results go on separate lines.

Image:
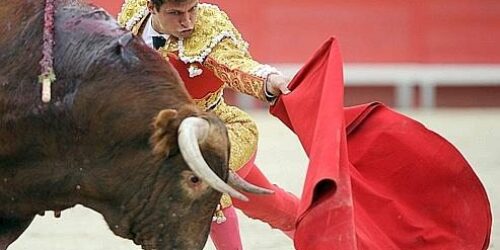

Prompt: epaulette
xmin=178 ymin=3 xmax=249 ymax=64
xmin=117 ymin=0 xmax=148 ymax=29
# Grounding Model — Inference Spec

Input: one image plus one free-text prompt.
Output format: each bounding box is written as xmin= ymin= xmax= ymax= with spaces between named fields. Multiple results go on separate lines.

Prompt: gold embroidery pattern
xmin=214 ymin=102 xmax=258 ymax=208
xmin=207 ymin=36 xmax=259 ymax=73
xmin=192 ymin=88 xmax=223 ymax=111
xmin=212 ymin=101 xmax=258 ymax=171
xmin=205 ymin=56 xmax=266 ymax=101
xmin=220 ymin=193 xmax=232 ymax=209
xmin=180 ymin=4 xmax=249 ymax=61
xmin=117 ymin=0 xmax=148 ymax=28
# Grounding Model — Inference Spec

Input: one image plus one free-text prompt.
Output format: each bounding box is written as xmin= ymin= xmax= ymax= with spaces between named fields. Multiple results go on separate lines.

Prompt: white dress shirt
xmin=141 ymin=15 xmax=170 ymax=49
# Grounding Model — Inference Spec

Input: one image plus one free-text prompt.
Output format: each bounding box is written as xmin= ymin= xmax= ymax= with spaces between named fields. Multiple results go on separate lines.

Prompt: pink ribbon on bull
xmin=38 ymin=0 xmax=56 ymax=103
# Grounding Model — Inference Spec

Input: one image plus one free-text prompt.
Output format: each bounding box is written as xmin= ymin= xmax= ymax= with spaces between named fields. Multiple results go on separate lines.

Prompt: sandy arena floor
xmin=8 ymin=108 xmax=499 ymax=250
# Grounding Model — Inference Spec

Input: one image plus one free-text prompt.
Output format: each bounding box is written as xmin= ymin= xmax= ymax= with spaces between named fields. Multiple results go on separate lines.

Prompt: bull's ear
xmin=151 ymin=109 xmax=179 ymax=157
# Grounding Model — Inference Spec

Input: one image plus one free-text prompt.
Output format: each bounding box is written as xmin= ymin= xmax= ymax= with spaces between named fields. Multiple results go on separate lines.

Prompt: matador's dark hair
xmin=150 ymin=0 xmax=190 ymax=11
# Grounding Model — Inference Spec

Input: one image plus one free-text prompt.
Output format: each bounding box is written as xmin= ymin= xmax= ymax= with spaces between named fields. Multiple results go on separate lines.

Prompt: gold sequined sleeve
xmin=179 ymin=4 xmax=281 ymax=102
xmin=204 ymin=38 xmax=280 ymax=102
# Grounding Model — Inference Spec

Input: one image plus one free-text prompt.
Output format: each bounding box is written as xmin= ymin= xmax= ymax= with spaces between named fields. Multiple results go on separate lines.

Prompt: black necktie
xmin=152 ymin=36 xmax=167 ymax=50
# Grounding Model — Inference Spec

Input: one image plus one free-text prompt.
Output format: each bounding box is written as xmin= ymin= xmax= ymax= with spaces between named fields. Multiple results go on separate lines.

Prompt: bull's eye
xmin=181 ymin=170 xmax=209 ymax=197
xmin=190 ymin=175 xmax=200 ymax=184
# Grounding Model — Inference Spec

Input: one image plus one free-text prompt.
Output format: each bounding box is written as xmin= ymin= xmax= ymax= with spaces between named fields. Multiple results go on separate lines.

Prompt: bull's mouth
xmin=141 ymin=239 xmax=162 ymax=250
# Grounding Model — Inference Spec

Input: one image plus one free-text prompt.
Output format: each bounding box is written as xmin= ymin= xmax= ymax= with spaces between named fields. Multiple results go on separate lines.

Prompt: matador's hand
xmin=266 ymin=73 xmax=291 ymax=97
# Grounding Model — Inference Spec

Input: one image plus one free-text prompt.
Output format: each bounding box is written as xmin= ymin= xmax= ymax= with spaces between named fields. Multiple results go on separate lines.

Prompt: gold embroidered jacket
xmin=118 ymin=2 xmax=282 ymax=213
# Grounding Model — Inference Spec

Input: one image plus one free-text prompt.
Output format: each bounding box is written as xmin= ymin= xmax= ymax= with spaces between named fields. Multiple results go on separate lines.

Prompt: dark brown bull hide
xmin=0 ymin=0 xmax=230 ymax=249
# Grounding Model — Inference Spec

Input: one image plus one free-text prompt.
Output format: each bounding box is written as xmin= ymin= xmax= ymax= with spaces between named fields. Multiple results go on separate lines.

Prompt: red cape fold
xmin=270 ymin=38 xmax=491 ymax=250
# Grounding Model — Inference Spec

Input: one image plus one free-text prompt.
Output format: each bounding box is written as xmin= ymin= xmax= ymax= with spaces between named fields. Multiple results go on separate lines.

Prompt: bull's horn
xmin=228 ymin=172 xmax=275 ymax=195
xmin=178 ymin=117 xmax=249 ymax=201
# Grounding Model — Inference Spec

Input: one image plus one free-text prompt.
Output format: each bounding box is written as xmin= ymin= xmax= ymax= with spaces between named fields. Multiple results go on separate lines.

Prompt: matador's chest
xmin=167 ymin=53 xmax=223 ymax=100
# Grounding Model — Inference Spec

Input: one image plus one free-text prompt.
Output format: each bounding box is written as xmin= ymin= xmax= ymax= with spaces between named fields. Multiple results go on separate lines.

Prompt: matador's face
xmin=148 ymin=0 xmax=199 ymax=39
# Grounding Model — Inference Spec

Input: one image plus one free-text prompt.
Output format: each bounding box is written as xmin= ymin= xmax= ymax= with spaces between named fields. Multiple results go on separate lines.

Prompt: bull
xmin=0 ymin=0 xmax=268 ymax=249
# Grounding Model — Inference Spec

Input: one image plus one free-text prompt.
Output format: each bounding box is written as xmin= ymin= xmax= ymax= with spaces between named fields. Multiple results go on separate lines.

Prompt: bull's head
xmin=103 ymin=106 xmax=271 ymax=250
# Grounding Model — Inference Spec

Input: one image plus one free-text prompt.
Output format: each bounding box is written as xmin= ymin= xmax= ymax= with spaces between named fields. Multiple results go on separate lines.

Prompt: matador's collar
xmin=118 ymin=1 xmax=249 ymax=64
